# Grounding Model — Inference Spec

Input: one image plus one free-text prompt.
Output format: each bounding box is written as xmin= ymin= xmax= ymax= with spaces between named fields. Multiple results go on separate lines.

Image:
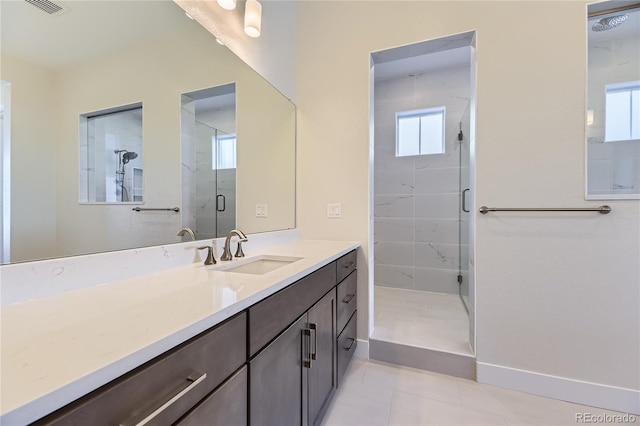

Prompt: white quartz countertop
xmin=0 ymin=239 xmax=359 ymax=425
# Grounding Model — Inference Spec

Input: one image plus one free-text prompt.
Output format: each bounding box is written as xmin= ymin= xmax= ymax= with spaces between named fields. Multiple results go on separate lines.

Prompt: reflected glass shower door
xmin=458 ymin=102 xmax=471 ymax=313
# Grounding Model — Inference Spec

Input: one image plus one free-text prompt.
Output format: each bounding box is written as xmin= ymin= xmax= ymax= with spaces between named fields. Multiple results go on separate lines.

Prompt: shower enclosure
xmin=371 ymin=33 xmax=476 ymax=373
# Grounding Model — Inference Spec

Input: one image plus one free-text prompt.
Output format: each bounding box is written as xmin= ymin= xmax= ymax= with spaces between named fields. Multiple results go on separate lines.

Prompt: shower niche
xmin=79 ymin=103 xmax=143 ymax=203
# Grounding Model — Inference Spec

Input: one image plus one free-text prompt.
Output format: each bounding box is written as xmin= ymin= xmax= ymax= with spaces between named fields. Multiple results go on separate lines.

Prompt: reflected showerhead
xmin=122 ymin=151 xmax=138 ymax=164
xmin=592 ymin=14 xmax=629 ymax=31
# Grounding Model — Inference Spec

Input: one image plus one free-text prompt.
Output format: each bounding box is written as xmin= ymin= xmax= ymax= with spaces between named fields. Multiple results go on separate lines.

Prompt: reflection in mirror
xmin=181 ymin=84 xmax=237 ymax=239
xmin=0 ymin=0 xmax=296 ymax=264
xmin=586 ymin=2 xmax=640 ymax=199
xmin=80 ymin=104 xmax=144 ymax=203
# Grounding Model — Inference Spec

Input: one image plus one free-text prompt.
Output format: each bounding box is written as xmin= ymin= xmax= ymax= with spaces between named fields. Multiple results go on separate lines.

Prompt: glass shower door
xmin=458 ymin=102 xmax=471 ymax=313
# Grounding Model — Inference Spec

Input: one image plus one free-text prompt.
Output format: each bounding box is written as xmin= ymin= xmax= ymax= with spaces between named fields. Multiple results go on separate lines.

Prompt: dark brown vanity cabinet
xmin=249 ymin=270 xmax=337 ymax=426
xmin=336 ymin=251 xmax=357 ymax=387
xmin=34 ymin=312 xmax=247 ymax=426
xmin=32 ymin=250 xmax=358 ymax=426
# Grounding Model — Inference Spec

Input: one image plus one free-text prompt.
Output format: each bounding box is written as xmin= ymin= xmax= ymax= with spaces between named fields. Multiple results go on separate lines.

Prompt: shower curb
xmin=369 ymin=338 xmax=476 ymax=380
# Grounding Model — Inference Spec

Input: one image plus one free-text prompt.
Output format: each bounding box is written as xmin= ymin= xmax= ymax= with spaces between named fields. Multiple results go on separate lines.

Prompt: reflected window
xmin=215 ymin=134 xmax=237 ymax=170
xmin=396 ymin=107 xmax=445 ymax=156
xmin=79 ymin=104 xmax=143 ymax=203
xmin=605 ymin=82 xmax=639 ymax=142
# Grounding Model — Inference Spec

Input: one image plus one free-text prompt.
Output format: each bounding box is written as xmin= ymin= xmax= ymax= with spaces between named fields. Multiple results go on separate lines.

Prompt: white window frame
xmin=395 ymin=106 xmax=446 ymax=157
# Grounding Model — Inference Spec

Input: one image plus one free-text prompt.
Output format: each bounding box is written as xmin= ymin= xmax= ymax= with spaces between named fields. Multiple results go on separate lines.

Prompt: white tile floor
xmin=373 ymin=287 xmax=472 ymax=355
xmin=321 ymin=358 xmax=633 ymax=426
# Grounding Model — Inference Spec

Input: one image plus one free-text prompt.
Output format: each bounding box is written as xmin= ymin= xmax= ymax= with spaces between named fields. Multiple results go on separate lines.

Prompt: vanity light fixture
xmin=244 ymin=0 xmax=262 ymax=37
xmin=217 ymin=0 xmax=236 ymax=11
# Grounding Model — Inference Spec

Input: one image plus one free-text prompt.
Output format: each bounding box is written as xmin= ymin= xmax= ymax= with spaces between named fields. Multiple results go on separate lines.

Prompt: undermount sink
xmin=213 ymin=255 xmax=303 ymax=275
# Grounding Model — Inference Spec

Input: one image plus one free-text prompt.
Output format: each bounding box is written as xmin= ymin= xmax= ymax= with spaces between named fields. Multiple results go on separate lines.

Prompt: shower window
xmin=605 ymin=82 xmax=639 ymax=142
xmin=396 ymin=107 xmax=445 ymax=156
xmin=215 ymin=134 xmax=237 ymax=170
xmin=79 ymin=103 xmax=143 ymax=203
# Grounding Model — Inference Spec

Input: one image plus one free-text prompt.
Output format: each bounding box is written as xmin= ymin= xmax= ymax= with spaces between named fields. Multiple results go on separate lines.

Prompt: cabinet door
xmin=307 ymin=290 xmax=336 ymax=426
xmin=177 ymin=366 xmax=247 ymax=426
xmin=250 ymin=314 xmax=308 ymax=426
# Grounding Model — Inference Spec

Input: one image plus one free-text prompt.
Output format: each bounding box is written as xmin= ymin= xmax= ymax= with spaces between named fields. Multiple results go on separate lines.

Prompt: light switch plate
xmin=256 ymin=204 xmax=268 ymax=217
xmin=327 ymin=203 xmax=342 ymax=218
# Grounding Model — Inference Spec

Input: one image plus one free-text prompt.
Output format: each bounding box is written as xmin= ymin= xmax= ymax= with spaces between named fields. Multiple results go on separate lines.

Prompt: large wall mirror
xmin=586 ymin=1 xmax=640 ymax=199
xmin=0 ymin=0 xmax=295 ymax=264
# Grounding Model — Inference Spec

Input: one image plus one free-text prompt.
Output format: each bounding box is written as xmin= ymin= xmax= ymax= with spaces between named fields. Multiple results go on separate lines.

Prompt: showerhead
xmin=592 ymin=13 xmax=629 ymax=31
xmin=122 ymin=151 xmax=138 ymax=164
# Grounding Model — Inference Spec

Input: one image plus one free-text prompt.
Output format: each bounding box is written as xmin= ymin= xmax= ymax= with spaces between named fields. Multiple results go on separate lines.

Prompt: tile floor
xmin=321 ymin=358 xmax=633 ymax=426
xmin=373 ymin=287 xmax=471 ymax=355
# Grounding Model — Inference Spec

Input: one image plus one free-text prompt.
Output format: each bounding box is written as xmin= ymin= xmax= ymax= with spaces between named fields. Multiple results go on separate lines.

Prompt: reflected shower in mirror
xmin=181 ymin=84 xmax=237 ymax=239
xmin=586 ymin=2 xmax=640 ymax=199
xmin=0 ymin=0 xmax=295 ymax=264
xmin=80 ymin=104 xmax=144 ymax=203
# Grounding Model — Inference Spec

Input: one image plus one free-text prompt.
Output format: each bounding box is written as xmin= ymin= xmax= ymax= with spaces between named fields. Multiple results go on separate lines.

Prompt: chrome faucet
xmin=177 ymin=227 xmax=196 ymax=241
xmin=196 ymin=245 xmax=216 ymax=265
xmin=220 ymin=229 xmax=248 ymax=261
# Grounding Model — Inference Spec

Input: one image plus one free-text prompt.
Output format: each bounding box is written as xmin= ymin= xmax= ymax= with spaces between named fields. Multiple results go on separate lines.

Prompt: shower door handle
xmin=216 ymin=194 xmax=225 ymax=212
xmin=462 ymin=189 xmax=470 ymax=213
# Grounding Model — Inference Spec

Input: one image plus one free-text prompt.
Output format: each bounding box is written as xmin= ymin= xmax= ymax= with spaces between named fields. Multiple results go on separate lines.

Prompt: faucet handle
xmin=196 ymin=246 xmax=216 ymax=265
xmin=235 ymin=238 xmax=248 ymax=258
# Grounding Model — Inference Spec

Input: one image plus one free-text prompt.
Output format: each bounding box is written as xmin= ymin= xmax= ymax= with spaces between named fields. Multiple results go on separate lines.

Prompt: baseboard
xmin=354 ymin=338 xmax=369 ymax=359
xmin=477 ymin=362 xmax=640 ymax=415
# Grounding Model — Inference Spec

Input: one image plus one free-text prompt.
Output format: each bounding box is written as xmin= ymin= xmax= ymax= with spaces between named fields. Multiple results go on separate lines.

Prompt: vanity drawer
xmin=177 ymin=366 xmax=247 ymax=426
xmin=336 ymin=311 xmax=357 ymax=387
xmin=336 ymin=250 xmax=356 ymax=283
xmin=36 ymin=312 xmax=246 ymax=426
xmin=248 ymin=262 xmax=336 ymax=357
xmin=336 ymin=270 xmax=357 ymax=335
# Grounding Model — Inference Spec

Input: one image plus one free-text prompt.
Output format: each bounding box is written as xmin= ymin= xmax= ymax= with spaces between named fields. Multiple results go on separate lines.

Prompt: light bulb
xmin=244 ymin=0 xmax=262 ymax=38
xmin=217 ymin=0 xmax=236 ymax=11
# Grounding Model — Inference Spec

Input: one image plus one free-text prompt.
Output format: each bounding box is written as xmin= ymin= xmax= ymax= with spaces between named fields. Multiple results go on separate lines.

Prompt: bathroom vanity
xmin=0 ymin=240 xmax=359 ymax=426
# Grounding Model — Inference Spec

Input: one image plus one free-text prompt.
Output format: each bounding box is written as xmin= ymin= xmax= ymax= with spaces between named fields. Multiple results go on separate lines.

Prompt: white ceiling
xmin=374 ymin=46 xmax=471 ymax=82
xmin=0 ymin=0 xmax=196 ymax=70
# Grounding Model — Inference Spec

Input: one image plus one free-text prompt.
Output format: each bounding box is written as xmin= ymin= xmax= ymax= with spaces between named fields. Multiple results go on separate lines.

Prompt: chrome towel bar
xmin=479 ymin=205 xmax=612 ymax=214
xmin=132 ymin=207 xmax=180 ymax=212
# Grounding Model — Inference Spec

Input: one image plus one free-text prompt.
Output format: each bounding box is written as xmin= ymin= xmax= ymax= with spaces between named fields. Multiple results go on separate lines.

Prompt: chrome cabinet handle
xmin=309 ymin=323 xmax=318 ymax=361
xmin=120 ymin=371 xmax=207 ymax=426
xmin=342 ymin=294 xmax=355 ymax=304
xmin=345 ymin=337 xmax=356 ymax=352
xmin=303 ymin=329 xmax=312 ymax=368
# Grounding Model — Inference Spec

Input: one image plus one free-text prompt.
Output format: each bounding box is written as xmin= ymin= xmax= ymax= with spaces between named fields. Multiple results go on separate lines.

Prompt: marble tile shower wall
xmin=374 ymin=65 xmax=470 ymax=294
xmin=180 ymin=96 xmax=197 ymax=231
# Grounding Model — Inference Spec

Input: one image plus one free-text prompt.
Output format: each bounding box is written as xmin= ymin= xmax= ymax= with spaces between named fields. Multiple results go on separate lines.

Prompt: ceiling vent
xmin=24 ymin=0 xmax=65 ymax=15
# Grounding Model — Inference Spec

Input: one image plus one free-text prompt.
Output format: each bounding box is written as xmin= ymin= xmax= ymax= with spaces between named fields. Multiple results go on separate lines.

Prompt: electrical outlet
xmin=327 ymin=203 xmax=342 ymax=218
xmin=256 ymin=204 xmax=268 ymax=218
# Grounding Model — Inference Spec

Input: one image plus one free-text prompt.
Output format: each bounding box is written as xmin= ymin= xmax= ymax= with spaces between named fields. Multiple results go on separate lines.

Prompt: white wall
xmin=0 ymin=54 xmax=57 ymax=262
xmin=295 ymin=0 xmax=639 ymax=412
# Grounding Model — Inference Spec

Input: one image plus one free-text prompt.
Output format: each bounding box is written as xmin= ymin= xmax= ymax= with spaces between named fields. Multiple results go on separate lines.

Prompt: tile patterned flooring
xmin=372 ymin=286 xmax=472 ymax=355
xmin=321 ymin=358 xmax=632 ymax=426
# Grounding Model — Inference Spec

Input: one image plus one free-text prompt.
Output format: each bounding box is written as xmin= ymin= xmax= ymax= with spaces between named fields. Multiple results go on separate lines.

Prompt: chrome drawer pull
xmin=345 ymin=338 xmax=356 ymax=352
xmin=120 ymin=371 xmax=207 ymax=426
xmin=342 ymin=294 xmax=355 ymax=304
